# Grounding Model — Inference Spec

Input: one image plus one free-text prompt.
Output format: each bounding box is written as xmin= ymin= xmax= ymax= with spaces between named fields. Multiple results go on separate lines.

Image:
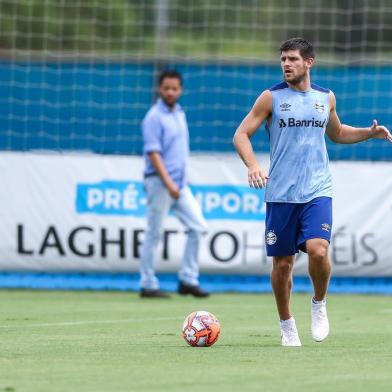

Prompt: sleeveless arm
xmin=233 ymin=90 xmax=272 ymax=167
xmin=233 ymin=90 xmax=272 ymax=188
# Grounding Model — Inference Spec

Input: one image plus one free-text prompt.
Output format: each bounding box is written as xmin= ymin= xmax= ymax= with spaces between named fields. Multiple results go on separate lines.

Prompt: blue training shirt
xmin=264 ymin=81 xmax=333 ymax=203
xmin=142 ymin=98 xmax=189 ymax=188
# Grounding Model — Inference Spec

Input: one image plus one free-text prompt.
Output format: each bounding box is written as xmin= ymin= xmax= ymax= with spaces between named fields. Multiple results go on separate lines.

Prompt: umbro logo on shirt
xmin=280 ymin=103 xmax=291 ymax=111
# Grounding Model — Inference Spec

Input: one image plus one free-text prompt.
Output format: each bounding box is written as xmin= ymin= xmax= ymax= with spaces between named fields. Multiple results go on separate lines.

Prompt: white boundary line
xmin=0 ymin=316 xmax=183 ymax=329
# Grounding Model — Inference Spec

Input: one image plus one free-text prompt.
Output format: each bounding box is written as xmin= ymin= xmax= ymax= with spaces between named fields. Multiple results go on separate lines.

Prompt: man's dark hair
xmin=280 ymin=37 xmax=315 ymax=60
xmin=158 ymin=70 xmax=183 ymax=86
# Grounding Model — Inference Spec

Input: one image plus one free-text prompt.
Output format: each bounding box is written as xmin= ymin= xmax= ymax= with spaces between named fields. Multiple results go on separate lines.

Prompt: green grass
xmin=0 ymin=290 xmax=391 ymax=392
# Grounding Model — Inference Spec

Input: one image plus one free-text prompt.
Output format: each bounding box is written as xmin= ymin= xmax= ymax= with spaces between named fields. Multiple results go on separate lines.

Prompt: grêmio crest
xmin=314 ymin=102 xmax=325 ymax=112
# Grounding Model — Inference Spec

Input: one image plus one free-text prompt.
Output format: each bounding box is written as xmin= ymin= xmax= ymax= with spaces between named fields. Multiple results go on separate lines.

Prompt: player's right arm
xmin=233 ymin=90 xmax=272 ymax=188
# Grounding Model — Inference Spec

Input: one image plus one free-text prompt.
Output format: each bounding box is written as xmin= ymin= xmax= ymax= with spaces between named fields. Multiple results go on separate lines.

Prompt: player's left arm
xmin=326 ymin=91 xmax=392 ymax=144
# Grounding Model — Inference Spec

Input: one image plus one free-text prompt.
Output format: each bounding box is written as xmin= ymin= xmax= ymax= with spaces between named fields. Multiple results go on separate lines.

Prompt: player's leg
xmin=139 ymin=176 xmax=172 ymax=297
xmin=271 ymin=255 xmax=301 ymax=346
xmin=298 ymin=196 xmax=332 ymax=341
xmin=271 ymin=255 xmax=295 ymax=321
xmin=307 ymin=238 xmax=331 ymax=341
xmin=266 ymin=202 xmax=302 ymax=346
xmin=307 ymin=238 xmax=331 ymax=301
xmin=171 ymin=185 xmax=209 ymax=297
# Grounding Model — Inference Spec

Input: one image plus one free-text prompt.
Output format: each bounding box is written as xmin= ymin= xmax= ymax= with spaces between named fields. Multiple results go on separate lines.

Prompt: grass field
xmin=0 ymin=290 xmax=391 ymax=392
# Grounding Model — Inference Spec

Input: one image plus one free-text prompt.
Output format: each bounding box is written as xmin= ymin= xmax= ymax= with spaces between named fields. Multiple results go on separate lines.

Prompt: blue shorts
xmin=265 ymin=196 xmax=332 ymax=256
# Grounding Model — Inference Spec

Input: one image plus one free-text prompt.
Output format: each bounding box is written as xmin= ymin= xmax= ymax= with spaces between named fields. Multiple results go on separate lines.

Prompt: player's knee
xmin=273 ymin=257 xmax=294 ymax=275
xmin=307 ymin=243 xmax=329 ymax=262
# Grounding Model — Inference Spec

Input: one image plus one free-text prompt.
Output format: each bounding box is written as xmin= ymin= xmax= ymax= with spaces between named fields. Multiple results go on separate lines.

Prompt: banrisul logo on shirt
xmin=279 ymin=117 xmax=326 ymax=128
xmin=76 ymin=181 xmax=265 ymax=221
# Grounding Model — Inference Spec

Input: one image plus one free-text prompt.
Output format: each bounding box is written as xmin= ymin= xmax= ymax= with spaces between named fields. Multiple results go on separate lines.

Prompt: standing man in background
xmin=233 ymin=38 xmax=392 ymax=346
xmin=139 ymin=70 xmax=210 ymax=298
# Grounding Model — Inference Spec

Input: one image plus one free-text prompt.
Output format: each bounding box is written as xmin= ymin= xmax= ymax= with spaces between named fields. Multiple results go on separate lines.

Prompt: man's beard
xmin=284 ymin=71 xmax=306 ymax=85
xmin=162 ymin=96 xmax=176 ymax=108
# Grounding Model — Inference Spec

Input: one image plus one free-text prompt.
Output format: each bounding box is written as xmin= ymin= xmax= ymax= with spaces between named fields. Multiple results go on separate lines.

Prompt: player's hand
xmin=248 ymin=164 xmax=269 ymax=188
xmin=167 ymin=182 xmax=180 ymax=199
xmin=370 ymin=119 xmax=392 ymax=143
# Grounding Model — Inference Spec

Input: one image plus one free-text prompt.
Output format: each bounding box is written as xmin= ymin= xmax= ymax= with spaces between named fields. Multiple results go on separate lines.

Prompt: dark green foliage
xmin=0 ymin=0 xmax=390 ymax=55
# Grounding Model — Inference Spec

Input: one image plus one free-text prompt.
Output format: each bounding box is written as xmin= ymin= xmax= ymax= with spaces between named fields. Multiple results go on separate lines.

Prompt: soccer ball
xmin=182 ymin=311 xmax=221 ymax=347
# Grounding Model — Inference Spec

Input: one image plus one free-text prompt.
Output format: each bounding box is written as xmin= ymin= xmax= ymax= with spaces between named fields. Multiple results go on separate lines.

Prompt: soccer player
xmin=139 ymin=70 xmax=209 ymax=298
xmin=233 ymin=38 xmax=392 ymax=346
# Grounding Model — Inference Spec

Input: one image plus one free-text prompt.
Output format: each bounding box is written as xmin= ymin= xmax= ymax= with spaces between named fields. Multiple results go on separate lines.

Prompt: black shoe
xmin=178 ymin=282 xmax=210 ymax=298
xmin=140 ymin=288 xmax=171 ymax=298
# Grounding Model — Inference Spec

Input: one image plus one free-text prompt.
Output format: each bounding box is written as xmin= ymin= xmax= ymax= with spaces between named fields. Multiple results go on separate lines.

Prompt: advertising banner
xmin=1 ymin=152 xmax=391 ymax=276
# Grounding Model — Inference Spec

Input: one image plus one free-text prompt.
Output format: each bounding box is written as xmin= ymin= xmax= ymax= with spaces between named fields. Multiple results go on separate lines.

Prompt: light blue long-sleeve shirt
xmin=142 ymin=98 xmax=189 ymax=188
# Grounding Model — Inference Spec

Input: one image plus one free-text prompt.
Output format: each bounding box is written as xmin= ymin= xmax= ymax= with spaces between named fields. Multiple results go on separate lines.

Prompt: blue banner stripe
xmin=76 ymin=181 xmax=265 ymax=221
